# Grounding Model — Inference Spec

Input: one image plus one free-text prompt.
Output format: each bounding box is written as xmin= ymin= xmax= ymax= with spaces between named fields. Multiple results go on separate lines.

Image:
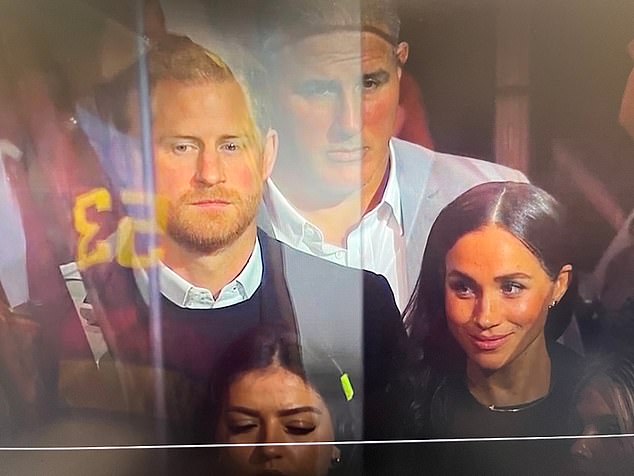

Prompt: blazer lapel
xmin=392 ymin=139 xmax=436 ymax=292
xmin=257 ymin=231 xmax=302 ymax=362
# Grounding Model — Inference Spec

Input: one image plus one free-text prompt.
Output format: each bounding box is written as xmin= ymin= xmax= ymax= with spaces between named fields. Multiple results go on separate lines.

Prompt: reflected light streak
xmin=135 ymin=0 xmax=166 ymax=440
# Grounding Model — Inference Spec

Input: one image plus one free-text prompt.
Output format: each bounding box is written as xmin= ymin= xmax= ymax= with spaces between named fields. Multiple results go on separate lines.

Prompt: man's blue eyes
xmin=172 ymin=143 xmax=198 ymax=154
xmin=170 ymin=142 xmax=241 ymax=154
xmin=220 ymin=142 xmax=241 ymax=152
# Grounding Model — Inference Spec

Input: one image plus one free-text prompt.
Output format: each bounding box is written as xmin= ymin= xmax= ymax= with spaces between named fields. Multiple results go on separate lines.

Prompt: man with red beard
xmin=71 ymin=34 xmax=407 ymax=448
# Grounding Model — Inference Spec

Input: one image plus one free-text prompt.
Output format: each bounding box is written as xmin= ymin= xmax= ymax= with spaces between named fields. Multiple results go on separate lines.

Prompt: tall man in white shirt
xmin=258 ymin=0 xmax=527 ymax=311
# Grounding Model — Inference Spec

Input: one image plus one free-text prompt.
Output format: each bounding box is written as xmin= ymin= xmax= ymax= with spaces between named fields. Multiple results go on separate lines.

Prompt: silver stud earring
xmin=548 ymin=300 xmax=558 ymax=310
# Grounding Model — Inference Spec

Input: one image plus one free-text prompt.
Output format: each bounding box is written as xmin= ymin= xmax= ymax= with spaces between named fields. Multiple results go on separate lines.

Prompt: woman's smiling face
xmin=444 ymin=224 xmax=570 ymax=371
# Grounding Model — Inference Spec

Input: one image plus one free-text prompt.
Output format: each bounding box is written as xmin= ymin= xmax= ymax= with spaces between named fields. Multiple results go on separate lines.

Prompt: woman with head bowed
xmin=569 ymin=350 xmax=634 ymax=475
xmin=569 ymin=301 xmax=634 ymax=475
xmin=208 ymin=324 xmax=351 ymax=476
xmin=402 ymin=181 xmax=583 ymax=474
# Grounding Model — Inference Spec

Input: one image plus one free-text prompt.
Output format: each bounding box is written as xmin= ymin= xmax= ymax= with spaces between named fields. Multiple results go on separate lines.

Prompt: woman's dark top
xmin=424 ymin=342 xmax=583 ymax=475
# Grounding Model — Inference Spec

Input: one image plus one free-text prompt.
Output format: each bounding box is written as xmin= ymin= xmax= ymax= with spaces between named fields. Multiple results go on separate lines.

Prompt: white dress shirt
xmin=134 ymin=237 xmax=263 ymax=309
xmin=264 ymin=141 xmax=408 ymax=310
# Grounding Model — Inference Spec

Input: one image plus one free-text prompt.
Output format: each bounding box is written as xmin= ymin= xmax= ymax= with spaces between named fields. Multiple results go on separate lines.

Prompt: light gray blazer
xmin=393 ymin=138 xmax=528 ymax=299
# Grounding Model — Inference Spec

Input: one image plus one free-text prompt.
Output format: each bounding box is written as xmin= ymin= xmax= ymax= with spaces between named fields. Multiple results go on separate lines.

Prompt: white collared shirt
xmin=134 ymin=237 xmax=263 ymax=309
xmin=264 ymin=141 xmax=408 ymax=310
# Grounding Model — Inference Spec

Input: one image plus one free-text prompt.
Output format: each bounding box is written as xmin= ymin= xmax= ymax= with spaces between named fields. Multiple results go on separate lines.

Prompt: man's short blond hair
xmin=146 ymin=35 xmax=234 ymax=84
xmin=96 ymin=34 xmax=269 ymax=142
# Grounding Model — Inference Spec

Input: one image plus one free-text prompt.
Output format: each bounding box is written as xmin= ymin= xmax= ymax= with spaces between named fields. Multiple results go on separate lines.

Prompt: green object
xmin=340 ymin=373 xmax=354 ymax=401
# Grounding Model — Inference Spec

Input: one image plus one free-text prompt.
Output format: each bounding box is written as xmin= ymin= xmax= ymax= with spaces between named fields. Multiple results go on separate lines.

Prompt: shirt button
xmin=335 ymin=251 xmax=345 ymax=260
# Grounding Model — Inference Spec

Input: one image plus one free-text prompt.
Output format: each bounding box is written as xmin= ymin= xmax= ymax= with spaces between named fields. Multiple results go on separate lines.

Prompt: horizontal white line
xmin=2 ymin=433 xmax=634 ymax=451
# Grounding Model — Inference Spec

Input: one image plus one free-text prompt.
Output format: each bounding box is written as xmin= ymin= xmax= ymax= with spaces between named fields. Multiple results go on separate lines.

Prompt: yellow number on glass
xmin=73 ymin=188 xmax=112 ymax=270
xmin=116 ymin=191 xmax=163 ymax=269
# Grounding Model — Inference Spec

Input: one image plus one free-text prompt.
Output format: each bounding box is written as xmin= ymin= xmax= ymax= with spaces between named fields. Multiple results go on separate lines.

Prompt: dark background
xmin=399 ymin=0 xmax=634 ymax=270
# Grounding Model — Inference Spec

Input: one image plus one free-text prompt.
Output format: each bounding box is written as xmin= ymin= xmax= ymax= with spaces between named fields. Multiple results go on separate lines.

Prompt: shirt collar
xmin=383 ymin=140 xmax=403 ymax=230
xmin=264 ymin=179 xmax=315 ymax=249
xmin=134 ymin=237 xmax=262 ymax=310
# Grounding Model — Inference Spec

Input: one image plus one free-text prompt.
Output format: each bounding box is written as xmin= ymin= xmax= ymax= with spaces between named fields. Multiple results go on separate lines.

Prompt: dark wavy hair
xmin=207 ymin=324 xmax=302 ymax=437
xmin=404 ymin=181 xmax=574 ymax=371
xmin=207 ymin=324 xmax=355 ymax=444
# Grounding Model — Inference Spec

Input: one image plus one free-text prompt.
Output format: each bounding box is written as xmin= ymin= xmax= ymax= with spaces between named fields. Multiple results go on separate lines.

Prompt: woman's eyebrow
xmin=446 ymin=270 xmax=474 ymax=281
xmin=494 ymin=272 xmax=532 ymax=282
xmin=226 ymin=406 xmax=259 ymax=417
xmin=278 ymin=406 xmax=322 ymax=417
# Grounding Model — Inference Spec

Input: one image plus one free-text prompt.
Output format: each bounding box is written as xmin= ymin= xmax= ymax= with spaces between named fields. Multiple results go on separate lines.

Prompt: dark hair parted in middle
xmin=404 ymin=181 xmax=574 ymax=362
xmin=208 ymin=324 xmax=303 ymax=430
xmin=208 ymin=324 xmax=356 ymax=443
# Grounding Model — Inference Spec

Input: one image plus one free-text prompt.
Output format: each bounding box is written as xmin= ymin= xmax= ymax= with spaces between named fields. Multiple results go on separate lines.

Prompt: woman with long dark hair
xmin=403 ymin=181 xmax=582 ymax=473
xmin=208 ymin=324 xmax=353 ymax=476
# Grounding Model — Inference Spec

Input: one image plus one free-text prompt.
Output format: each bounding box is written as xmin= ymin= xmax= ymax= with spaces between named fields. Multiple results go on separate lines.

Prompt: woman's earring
xmin=331 ymin=447 xmax=342 ymax=466
xmin=548 ymin=300 xmax=558 ymax=310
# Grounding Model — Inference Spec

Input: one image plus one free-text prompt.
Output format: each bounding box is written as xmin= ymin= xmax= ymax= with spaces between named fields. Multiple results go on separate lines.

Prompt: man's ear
xmin=553 ymin=263 xmax=573 ymax=303
xmin=261 ymin=128 xmax=278 ymax=180
xmin=396 ymin=41 xmax=409 ymax=79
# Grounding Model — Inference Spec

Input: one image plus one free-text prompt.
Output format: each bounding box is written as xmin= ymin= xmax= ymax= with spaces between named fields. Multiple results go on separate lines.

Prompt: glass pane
xmin=1 ymin=1 xmax=634 ymax=475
